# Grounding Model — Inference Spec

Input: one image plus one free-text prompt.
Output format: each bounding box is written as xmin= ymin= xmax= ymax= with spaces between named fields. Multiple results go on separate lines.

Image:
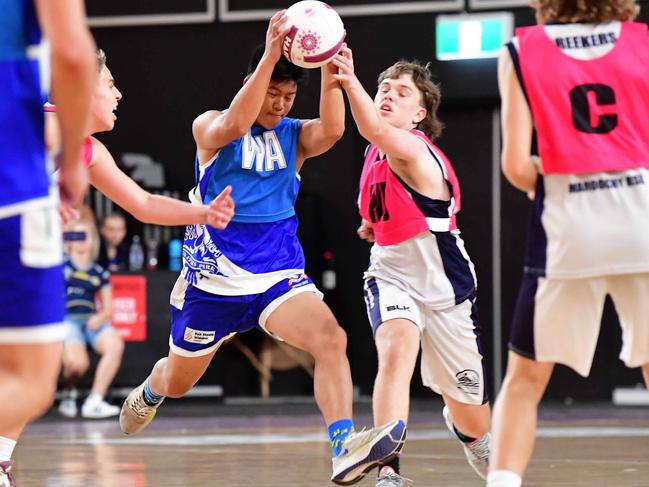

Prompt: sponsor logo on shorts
xmin=386 ymin=304 xmax=410 ymax=312
xmin=455 ymin=369 xmax=480 ymax=395
xmin=184 ymin=327 xmax=215 ymax=345
xmin=287 ymin=273 xmax=309 ymax=287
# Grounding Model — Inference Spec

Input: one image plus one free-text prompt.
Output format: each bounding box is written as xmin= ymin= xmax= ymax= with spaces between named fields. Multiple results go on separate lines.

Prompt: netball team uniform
xmin=508 ymin=21 xmax=649 ymax=376
xmin=359 ymin=129 xmax=487 ymax=405
xmin=168 ymin=117 xmax=321 ymax=356
xmin=0 ymin=0 xmax=66 ymax=343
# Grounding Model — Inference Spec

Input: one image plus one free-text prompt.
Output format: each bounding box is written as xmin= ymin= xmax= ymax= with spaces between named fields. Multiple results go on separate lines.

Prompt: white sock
xmin=486 ymin=470 xmax=522 ymax=487
xmin=84 ymin=393 xmax=103 ymax=405
xmin=0 ymin=437 xmax=16 ymax=462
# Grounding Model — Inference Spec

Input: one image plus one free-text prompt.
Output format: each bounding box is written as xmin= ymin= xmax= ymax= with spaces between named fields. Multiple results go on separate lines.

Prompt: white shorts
xmin=510 ymin=273 xmax=649 ymax=376
xmin=363 ymin=277 xmax=487 ymax=405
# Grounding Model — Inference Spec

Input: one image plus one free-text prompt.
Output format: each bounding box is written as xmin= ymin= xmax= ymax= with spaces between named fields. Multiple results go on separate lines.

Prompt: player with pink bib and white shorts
xmin=488 ymin=0 xmax=649 ymax=485
xmin=332 ymin=51 xmax=491 ymax=486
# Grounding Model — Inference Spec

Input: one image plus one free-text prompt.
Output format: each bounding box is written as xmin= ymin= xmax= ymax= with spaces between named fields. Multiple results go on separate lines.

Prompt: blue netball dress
xmin=0 ymin=0 xmax=66 ymax=342
xmin=169 ymin=117 xmax=320 ymax=356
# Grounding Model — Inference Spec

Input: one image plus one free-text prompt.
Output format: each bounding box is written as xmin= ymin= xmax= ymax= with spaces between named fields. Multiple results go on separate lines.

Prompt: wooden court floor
xmin=11 ymin=400 xmax=649 ymax=486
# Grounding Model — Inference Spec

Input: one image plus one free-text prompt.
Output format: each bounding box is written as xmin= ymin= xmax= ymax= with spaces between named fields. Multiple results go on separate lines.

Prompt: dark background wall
xmin=89 ymin=0 xmax=649 ymax=400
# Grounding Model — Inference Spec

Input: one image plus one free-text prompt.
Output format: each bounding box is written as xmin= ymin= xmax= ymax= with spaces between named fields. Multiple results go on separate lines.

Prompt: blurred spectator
xmin=98 ymin=212 xmax=129 ymax=272
xmin=58 ymin=219 xmax=124 ymax=419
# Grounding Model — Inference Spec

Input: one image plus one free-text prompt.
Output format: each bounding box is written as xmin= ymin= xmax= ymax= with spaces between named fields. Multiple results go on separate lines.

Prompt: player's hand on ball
xmin=264 ymin=10 xmax=291 ymax=63
xmin=206 ymin=185 xmax=235 ymax=229
xmin=357 ymin=218 xmax=375 ymax=242
xmin=331 ymin=44 xmax=360 ymax=91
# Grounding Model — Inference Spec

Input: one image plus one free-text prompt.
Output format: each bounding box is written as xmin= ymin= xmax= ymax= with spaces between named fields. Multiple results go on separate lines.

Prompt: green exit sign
xmin=436 ymin=12 xmax=513 ymax=61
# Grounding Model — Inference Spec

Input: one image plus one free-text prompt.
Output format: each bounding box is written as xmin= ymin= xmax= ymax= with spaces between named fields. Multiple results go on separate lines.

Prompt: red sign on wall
xmin=110 ymin=274 xmax=147 ymax=342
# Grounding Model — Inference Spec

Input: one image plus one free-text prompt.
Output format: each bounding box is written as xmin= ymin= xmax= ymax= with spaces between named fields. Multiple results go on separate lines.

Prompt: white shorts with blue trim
xmin=510 ymin=272 xmax=649 ymax=377
xmin=363 ymin=277 xmax=487 ymax=405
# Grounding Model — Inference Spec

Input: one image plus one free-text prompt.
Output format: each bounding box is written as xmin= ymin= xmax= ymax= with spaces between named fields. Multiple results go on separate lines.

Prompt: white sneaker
xmin=331 ymin=419 xmax=406 ymax=485
xmin=442 ymin=406 xmax=490 ymax=479
xmin=375 ymin=468 xmax=413 ymax=486
xmin=119 ymin=380 xmax=163 ymax=435
xmin=58 ymin=397 xmax=78 ymax=418
xmin=81 ymin=398 xmax=120 ymax=419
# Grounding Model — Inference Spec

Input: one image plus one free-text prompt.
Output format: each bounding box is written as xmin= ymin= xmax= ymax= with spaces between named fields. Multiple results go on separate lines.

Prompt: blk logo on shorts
xmin=455 ymin=369 xmax=480 ymax=395
xmin=387 ymin=305 xmax=410 ymax=312
xmin=184 ymin=327 xmax=215 ymax=345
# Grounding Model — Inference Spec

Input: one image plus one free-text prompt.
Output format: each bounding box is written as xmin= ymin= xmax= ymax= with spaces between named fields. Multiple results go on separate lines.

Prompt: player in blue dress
xmin=120 ymin=11 xmax=405 ymax=485
xmin=0 ymin=0 xmax=95 ymax=484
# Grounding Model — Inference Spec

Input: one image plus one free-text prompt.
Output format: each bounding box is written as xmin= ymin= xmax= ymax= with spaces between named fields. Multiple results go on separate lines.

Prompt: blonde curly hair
xmin=532 ymin=0 xmax=640 ymax=23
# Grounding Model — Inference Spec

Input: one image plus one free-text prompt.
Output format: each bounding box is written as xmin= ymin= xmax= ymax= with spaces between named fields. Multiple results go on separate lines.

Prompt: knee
xmin=377 ymin=339 xmax=411 ymax=370
xmin=502 ymin=369 xmax=548 ymax=401
xmin=104 ymin=337 xmax=125 ymax=360
xmin=308 ymin=319 xmax=347 ymax=358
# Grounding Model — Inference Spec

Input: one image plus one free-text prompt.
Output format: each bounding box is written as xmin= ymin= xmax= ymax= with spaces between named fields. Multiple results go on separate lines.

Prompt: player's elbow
xmin=323 ymin=121 xmax=345 ymax=143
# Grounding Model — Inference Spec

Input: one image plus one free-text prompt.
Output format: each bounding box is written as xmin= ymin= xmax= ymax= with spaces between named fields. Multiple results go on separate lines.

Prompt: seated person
xmin=98 ymin=212 xmax=129 ymax=272
xmin=58 ymin=219 xmax=124 ymax=418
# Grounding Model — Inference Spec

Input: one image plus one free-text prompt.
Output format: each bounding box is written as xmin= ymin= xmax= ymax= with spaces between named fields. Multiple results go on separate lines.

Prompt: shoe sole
xmin=331 ymin=421 xmax=407 ymax=486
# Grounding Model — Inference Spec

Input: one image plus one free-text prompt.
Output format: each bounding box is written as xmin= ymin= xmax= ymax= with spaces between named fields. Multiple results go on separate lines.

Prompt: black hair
xmin=247 ymin=44 xmax=309 ymax=85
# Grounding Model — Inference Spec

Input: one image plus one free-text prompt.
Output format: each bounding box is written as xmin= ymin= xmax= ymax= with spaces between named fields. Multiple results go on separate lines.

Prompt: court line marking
xmin=48 ymin=426 xmax=649 ymax=446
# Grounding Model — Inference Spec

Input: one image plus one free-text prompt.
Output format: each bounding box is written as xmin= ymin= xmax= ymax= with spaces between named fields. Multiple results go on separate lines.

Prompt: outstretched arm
xmin=296 ymin=55 xmax=345 ymax=168
xmin=331 ymin=46 xmax=427 ymax=164
xmin=88 ymin=139 xmax=234 ymax=228
xmin=193 ymin=11 xmax=291 ymax=153
xmin=37 ymin=0 xmax=96 ymax=207
xmin=498 ymin=46 xmax=538 ymax=193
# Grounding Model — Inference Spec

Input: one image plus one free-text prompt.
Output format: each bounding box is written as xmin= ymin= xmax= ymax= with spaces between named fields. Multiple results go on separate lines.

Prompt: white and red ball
xmin=282 ymin=1 xmax=345 ymax=69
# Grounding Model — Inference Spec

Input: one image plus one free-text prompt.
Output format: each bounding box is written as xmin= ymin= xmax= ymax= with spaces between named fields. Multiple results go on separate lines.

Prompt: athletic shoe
xmin=331 ymin=419 xmax=406 ymax=485
xmin=58 ymin=397 xmax=78 ymax=418
xmin=442 ymin=406 xmax=490 ymax=479
xmin=0 ymin=460 xmax=15 ymax=487
xmin=81 ymin=398 xmax=120 ymax=419
xmin=119 ymin=380 xmax=162 ymax=435
xmin=375 ymin=468 xmax=413 ymax=486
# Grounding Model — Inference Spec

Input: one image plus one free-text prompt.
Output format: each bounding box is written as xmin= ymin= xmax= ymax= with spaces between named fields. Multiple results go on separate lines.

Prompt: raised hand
xmin=331 ymin=45 xmax=361 ymax=91
xmin=263 ymin=10 xmax=291 ymax=64
xmin=322 ymin=39 xmax=347 ymax=78
xmin=206 ymin=185 xmax=235 ymax=229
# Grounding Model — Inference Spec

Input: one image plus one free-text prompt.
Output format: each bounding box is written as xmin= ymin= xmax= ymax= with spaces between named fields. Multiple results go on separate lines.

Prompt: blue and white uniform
xmin=169 ymin=117 xmax=321 ymax=356
xmin=0 ymin=0 xmax=66 ymax=343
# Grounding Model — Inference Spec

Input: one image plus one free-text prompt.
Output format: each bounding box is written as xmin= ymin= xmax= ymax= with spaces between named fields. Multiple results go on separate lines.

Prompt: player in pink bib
xmin=46 ymin=50 xmax=234 ymax=228
xmin=489 ymin=0 xmax=649 ymax=486
xmin=333 ymin=51 xmax=491 ymax=486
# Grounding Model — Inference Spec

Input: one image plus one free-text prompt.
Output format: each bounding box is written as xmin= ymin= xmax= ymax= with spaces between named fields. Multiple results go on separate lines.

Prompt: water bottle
xmin=168 ymin=239 xmax=182 ymax=272
xmin=128 ymin=235 xmax=144 ymax=271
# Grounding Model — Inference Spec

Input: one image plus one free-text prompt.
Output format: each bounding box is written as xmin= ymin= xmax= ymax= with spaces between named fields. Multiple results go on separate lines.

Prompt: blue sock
xmin=142 ymin=379 xmax=165 ymax=406
xmin=328 ymin=418 xmax=354 ymax=457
